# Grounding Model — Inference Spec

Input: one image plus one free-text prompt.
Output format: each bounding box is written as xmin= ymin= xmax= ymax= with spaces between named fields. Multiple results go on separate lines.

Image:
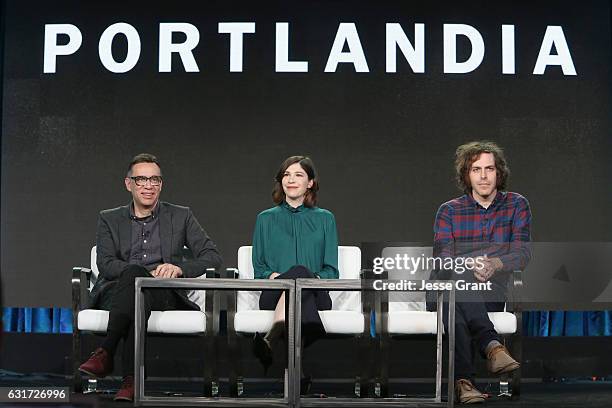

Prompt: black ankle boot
xmin=265 ymin=321 xmax=286 ymax=343
xmin=300 ymin=375 xmax=312 ymax=395
xmin=253 ymin=332 xmax=273 ymax=374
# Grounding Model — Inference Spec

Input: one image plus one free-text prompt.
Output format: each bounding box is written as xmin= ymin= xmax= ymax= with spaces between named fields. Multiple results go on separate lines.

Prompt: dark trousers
xmin=428 ymin=274 xmax=506 ymax=381
xmin=259 ymin=265 xmax=332 ymax=347
xmin=104 ymin=265 xmax=192 ymax=376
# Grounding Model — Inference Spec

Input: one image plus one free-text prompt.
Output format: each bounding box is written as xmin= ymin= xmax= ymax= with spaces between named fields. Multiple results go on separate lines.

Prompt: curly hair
xmin=272 ymin=156 xmax=319 ymax=207
xmin=455 ymin=141 xmax=510 ymax=194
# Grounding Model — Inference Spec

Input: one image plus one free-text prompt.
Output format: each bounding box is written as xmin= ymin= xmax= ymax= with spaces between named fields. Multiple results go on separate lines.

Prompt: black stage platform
xmin=3 ymin=334 xmax=612 ymax=407
xmin=2 ymin=376 xmax=612 ymax=408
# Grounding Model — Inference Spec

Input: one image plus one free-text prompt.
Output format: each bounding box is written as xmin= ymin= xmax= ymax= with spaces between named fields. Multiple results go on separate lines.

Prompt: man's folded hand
xmin=151 ymin=263 xmax=183 ymax=278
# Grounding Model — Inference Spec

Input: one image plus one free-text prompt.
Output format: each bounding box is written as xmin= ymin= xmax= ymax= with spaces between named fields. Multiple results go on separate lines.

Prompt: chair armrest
xmin=203 ymin=268 xmax=220 ymax=335
xmin=224 ymin=268 xmax=239 ymax=337
xmin=72 ymin=266 xmax=92 ymax=283
xmin=513 ymin=269 xmax=523 ymax=289
xmin=506 ymin=269 xmax=523 ymax=313
xmin=378 ymin=270 xmax=389 ymax=334
xmin=360 ymin=269 xmax=374 ymax=335
xmin=72 ymin=267 xmax=92 ymax=311
xmin=362 ymin=269 xmax=388 ymax=334
xmin=71 ymin=267 xmax=92 ymax=334
xmin=360 ymin=269 xmax=379 ymax=314
xmin=361 ymin=268 xmax=378 ymax=280
xmin=223 ymin=268 xmax=239 ymax=279
xmin=204 ymin=267 xmax=220 ymax=278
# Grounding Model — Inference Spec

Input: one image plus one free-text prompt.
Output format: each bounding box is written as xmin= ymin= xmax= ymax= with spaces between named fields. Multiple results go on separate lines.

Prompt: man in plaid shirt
xmin=431 ymin=141 xmax=531 ymax=404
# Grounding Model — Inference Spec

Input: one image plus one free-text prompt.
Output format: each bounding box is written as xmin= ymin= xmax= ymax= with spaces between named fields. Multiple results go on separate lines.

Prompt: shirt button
xmin=143 ymin=254 xmax=147 ymax=258
xmin=144 ymin=240 xmax=147 ymax=243
xmin=144 ymin=223 xmax=147 ymax=226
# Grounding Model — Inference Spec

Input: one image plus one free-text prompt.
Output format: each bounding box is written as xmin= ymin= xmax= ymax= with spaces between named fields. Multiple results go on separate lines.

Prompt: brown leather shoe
xmin=114 ymin=376 xmax=134 ymax=401
xmin=487 ymin=344 xmax=520 ymax=375
xmin=455 ymin=379 xmax=485 ymax=404
xmin=79 ymin=347 xmax=113 ymax=378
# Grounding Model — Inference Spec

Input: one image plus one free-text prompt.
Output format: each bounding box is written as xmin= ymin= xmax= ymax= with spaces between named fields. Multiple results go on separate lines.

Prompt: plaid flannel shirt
xmin=433 ymin=191 xmax=531 ymax=281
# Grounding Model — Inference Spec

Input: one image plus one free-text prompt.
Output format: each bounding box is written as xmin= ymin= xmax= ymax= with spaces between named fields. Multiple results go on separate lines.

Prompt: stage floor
xmin=2 ymin=377 xmax=612 ymax=408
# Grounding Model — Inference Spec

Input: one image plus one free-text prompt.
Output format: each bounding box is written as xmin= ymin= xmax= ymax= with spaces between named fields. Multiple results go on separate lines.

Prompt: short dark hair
xmin=455 ymin=141 xmax=510 ymax=194
xmin=127 ymin=153 xmax=161 ymax=177
xmin=272 ymin=156 xmax=319 ymax=207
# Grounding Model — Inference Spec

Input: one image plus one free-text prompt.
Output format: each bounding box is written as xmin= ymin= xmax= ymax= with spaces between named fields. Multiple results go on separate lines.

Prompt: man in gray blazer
xmin=79 ymin=153 xmax=223 ymax=401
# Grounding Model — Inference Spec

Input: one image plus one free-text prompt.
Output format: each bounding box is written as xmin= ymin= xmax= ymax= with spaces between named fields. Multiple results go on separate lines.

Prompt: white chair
xmin=72 ymin=246 xmax=217 ymax=395
xmin=227 ymin=245 xmax=369 ymax=396
xmin=234 ymin=246 xmax=364 ymax=335
xmin=378 ymin=246 xmax=522 ymax=397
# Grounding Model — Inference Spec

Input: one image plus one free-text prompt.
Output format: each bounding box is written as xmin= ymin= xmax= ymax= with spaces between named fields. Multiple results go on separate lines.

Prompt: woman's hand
xmin=269 ymin=272 xmax=280 ymax=279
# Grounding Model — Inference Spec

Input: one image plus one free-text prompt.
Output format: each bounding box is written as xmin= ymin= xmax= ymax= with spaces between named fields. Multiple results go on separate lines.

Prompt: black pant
xmin=104 ymin=265 xmax=192 ymax=376
xmin=428 ymin=274 xmax=505 ymax=381
xmin=259 ymin=265 xmax=332 ymax=347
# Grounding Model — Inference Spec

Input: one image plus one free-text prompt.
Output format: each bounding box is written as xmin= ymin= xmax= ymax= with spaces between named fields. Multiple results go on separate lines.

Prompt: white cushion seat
xmin=234 ymin=310 xmax=276 ymax=334
xmin=233 ymin=303 xmax=366 ymax=335
xmin=320 ymin=310 xmax=364 ymax=334
xmin=387 ymin=311 xmax=517 ymax=335
xmin=78 ymin=309 xmax=207 ymax=334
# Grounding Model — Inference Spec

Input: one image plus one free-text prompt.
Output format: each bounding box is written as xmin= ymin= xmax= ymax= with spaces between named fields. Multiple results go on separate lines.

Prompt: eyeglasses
xmin=130 ymin=176 xmax=162 ymax=187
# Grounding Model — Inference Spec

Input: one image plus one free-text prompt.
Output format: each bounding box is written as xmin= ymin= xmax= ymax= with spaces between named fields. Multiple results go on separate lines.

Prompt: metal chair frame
xmin=134 ymin=277 xmax=296 ymax=407
xmin=376 ymin=271 xmax=523 ymax=400
xmin=226 ymin=246 xmax=373 ymax=398
xmin=71 ymin=266 xmax=219 ymax=396
xmin=295 ymin=278 xmax=456 ymax=408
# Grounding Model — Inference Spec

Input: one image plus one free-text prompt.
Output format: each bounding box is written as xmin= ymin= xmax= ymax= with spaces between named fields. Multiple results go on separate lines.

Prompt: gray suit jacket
xmin=89 ymin=201 xmax=223 ymax=309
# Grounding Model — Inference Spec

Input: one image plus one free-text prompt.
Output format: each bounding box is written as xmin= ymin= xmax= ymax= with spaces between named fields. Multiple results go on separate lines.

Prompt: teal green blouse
xmin=252 ymin=202 xmax=339 ymax=280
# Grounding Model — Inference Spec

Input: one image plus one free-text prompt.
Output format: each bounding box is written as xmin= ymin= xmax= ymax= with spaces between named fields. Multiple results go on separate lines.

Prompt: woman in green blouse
xmin=252 ymin=155 xmax=339 ymax=374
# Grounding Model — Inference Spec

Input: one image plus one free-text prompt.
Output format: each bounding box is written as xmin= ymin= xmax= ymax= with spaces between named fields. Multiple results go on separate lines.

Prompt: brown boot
xmin=455 ymin=379 xmax=485 ymax=404
xmin=486 ymin=344 xmax=520 ymax=375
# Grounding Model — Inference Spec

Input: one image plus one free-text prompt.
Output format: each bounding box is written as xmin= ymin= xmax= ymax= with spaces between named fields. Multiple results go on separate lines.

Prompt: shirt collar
xmin=129 ymin=201 xmax=160 ymax=220
xmin=490 ymin=191 xmax=505 ymax=207
xmin=281 ymin=200 xmax=306 ymax=213
xmin=465 ymin=191 xmax=504 ymax=209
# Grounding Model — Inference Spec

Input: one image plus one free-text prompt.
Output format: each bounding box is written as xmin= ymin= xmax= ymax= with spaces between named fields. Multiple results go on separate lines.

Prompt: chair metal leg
xmin=350 ymin=334 xmax=371 ymax=398
xmin=203 ymin=334 xmax=214 ymax=397
xmin=226 ymin=289 xmax=243 ymax=397
xmin=378 ymin=332 xmax=390 ymax=398
xmin=84 ymin=378 xmax=98 ymax=394
xmin=378 ymin=287 xmax=390 ymax=398
xmin=509 ymin=331 xmax=522 ymax=398
xmin=358 ymin=336 xmax=370 ymax=398
xmin=357 ymin=273 xmax=375 ymax=398
xmin=498 ymin=373 xmax=511 ymax=397
xmin=227 ymin=335 xmax=243 ymax=396
xmin=71 ymin=267 xmax=84 ymax=393
xmin=72 ymin=328 xmax=83 ymax=393
xmin=211 ymin=287 xmax=220 ymax=396
xmin=509 ymin=269 xmax=523 ymax=399
xmin=203 ymin=286 xmax=220 ymax=397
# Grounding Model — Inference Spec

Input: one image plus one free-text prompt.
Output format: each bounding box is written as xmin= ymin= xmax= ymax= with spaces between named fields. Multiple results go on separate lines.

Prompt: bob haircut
xmin=272 ymin=156 xmax=319 ymax=207
xmin=455 ymin=141 xmax=510 ymax=194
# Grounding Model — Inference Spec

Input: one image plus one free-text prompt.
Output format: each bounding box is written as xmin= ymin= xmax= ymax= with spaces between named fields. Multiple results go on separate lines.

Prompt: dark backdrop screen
xmin=1 ymin=0 xmax=610 ymax=306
